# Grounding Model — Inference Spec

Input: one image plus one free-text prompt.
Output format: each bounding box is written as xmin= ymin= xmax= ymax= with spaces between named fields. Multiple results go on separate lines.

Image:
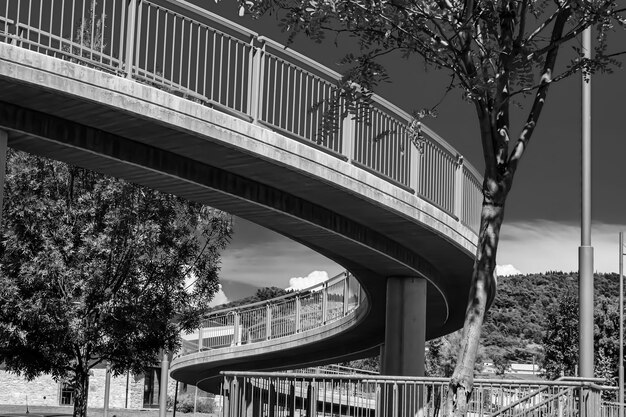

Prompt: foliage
xmin=482 ymin=272 xmax=620 ymax=371
xmin=342 ymin=356 xmax=381 ymax=373
xmin=0 ymin=150 xmax=232 ymax=417
xmin=210 ymin=286 xmax=290 ymax=311
xmin=542 ymin=291 xmax=623 ymax=388
xmin=541 ymin=292 xmax=579 ymax=379
xmin=426 ymin=331 xmax=485 ymax=377
xmin=168 ymin=393 xmax=217 ymax=414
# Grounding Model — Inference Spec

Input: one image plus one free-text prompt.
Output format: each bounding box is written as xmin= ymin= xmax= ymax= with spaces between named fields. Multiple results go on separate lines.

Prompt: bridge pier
xmin=381 ymin=276 xmax=426 ymax=376
xmin=381 ymin=277 xmax=427 ymax=417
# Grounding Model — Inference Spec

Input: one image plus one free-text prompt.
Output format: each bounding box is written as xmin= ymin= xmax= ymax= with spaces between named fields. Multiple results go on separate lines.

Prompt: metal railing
xmin=221 ymin=372 xmax=618 ymax=417
xmin=0 ymin=0 xmax=484 ymax=233
xmin=179 ymin=271 xmax=363 ymax=355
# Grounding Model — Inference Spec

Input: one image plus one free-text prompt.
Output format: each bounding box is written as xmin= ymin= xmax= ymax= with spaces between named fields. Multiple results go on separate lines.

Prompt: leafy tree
xmin=342 ymin=356 xmax=381 ymax=373
xmin=254 ymin=286 xmax=290 ymax=301
xmin=542 ymin=293 xmax=623 ymax=388
xmin=231 ymin=0 xmax=624 ymax=413
xmin=0 ymin=150 xmax=232 ymax=417
xmin=426 ymin=331 xmax=484 ymax=377
xmin=211 ymin=286 xmax=291 ymax=311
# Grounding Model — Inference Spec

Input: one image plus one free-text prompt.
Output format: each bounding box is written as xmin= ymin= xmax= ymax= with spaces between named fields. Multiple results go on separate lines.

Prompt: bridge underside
xmin=0 ymin=44 xmax=483 ymax=390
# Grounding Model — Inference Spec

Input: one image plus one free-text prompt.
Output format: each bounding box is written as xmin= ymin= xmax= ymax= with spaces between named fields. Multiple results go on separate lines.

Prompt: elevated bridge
xmin=0 ymin=0 xmax=491 ymax=392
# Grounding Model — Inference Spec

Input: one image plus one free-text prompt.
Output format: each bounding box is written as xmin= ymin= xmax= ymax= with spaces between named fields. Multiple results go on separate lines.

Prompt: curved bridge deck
xmin=0 ymin=0 xmax=488 ymax=391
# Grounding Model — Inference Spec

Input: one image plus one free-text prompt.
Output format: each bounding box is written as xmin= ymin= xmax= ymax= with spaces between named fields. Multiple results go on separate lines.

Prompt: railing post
xmin=341 ymin=110 xmax=356 ymax=161
xmin=295 ymin=295 xmax=301 ymax=333
xmin=306 ymin=380 xmax=317 ymax=417
xmin=266 ymin=304 xmax=272 ymax=340
xmin=321 ymin=283 xmax=328 ymax=324
xmin=223 ymin=377 xmax=232 ymax=417
xmin=342 ymin=273 xmax=349 ymax=315
xmin=124 ymin=0 xmax=138 ymax=79
xmin=409 ymin=139 xmax=421 ymax=194
xmin=233 ymin=312 xmax=241 ymax=346
xmin=198 ymin=325 xmax=203 ymax=352
xmin=454 ymin=154 xmax=464 ymax=221
xmin=247 ymin=38 xmax=265 ymax=122
xmin=231 ymin=377 xmax=240 ymax=417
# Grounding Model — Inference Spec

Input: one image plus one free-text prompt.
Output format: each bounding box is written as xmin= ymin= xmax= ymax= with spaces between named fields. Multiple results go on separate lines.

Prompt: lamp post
xmin=578 ymin=25 xmax=594 ymax=380
xmin=619 ymin=232 xmax=626 ymax=417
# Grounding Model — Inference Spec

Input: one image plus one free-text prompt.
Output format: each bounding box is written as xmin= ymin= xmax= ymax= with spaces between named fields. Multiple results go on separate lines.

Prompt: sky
xmin=197 ymin=2 xmax=626 ymax=303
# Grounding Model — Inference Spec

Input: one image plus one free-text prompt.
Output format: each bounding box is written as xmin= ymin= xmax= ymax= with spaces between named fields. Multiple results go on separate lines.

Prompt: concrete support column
xmin=0 ymin=129 xmax=7 ymax=227
xmin=381 ymin=276 xmax=427 ymax=376
xmin=158 ymin=350 xmax=169 ymax=417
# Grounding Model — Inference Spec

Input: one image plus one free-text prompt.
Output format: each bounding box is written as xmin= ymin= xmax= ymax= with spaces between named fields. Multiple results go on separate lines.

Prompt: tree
xmin=0 ymin=150 xmax=232 ymax=417
xmin=542 ymin=293 xmax=622 ymax=389
xmin=231 ymin=0 xmax=624 ymax=413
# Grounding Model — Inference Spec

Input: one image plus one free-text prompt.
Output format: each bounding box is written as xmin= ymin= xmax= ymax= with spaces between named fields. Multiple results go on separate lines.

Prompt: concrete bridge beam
xmin=381 ymin=276 xmax=427 ymax=377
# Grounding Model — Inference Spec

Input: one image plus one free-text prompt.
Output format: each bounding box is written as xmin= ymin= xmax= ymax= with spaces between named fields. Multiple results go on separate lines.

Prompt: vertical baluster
xmin=124 ymin=0 xmax=136 ymax=78
xmin=233 ymin=311 xmax=241 ymax=346
xmin=321 ymin=283 xmax=328 ymax=324
xmin=266 ymin=303 xmax=272 ymax=340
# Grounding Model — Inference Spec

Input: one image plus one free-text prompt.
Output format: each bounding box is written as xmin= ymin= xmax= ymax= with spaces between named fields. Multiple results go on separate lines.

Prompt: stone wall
xmin=0 ymin=371 xmax=60 ymax=407
xmin=0 ymin=367 xmax=177 ymax=409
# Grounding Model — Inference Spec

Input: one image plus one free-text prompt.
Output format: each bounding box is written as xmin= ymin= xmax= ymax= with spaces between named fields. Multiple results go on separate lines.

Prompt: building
xmin=0 ymin=364 xmax=176 ymax=409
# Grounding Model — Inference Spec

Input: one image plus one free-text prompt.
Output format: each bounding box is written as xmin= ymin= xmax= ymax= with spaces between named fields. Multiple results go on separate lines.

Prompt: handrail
xmin=487 ymin=376 xmax=618 ymax=417
xmin=161 ymin=0 xmax=258 ymax=38
xmin=178 ymin=271 xmax=363 ymax=355
xmin=0 ymin=0 xmax=485 ymax=234
xmin=207 ymin=271 xmax=348 ymax=316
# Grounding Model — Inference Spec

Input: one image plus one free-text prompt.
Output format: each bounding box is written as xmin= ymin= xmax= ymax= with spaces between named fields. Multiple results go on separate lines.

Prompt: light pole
xmin=578 ymin=25 xmax=594 ymax=380
xmin=619 ymin=232 xmax=626 ymax=417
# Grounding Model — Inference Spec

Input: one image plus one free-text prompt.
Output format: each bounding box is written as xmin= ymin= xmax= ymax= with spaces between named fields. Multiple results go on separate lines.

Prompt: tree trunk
xmin=444 ymin=182 xmax=507 ymax=416
xmin=73 ymin=368 xmax=90 ymax=417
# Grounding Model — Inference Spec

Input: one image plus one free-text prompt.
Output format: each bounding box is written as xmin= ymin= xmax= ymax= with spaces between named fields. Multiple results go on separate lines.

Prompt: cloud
xmin=219 ymin=217 xmax=343 ymax=288
xmin=286 ymin=271 xmax=329 ymax=291
xmin=496 ymin=264 xmax=522 ymax=276
xmin=497 ymin=220 xmax=626 ymax=274
xmin=208 ymin=284 xmax=229 ymax=307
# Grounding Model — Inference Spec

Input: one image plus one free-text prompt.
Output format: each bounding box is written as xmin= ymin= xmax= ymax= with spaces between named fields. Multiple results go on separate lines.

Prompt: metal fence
xmin=222 ymin=372 xmax=618 ymax=417
xmin=179 ymin=271 xmax=363 ymax=355
xmin=0 ymin=0 xmax=485 ymax=233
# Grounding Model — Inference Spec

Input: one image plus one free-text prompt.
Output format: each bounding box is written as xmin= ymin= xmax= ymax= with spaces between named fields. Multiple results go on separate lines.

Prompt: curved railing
xmin=178 ymin=271 xmax=363 ymax=356
xmin=0 ymin=0 xmax=483 ymax=233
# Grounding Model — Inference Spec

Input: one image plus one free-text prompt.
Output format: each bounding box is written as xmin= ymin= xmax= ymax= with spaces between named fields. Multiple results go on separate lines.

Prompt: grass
xmin=0 ymin=404 xmax=218 ymax=417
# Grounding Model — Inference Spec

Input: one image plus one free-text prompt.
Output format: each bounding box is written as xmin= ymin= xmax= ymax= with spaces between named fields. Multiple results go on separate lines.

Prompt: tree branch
xmin=508 ymin=6 xmax=572 ymax=178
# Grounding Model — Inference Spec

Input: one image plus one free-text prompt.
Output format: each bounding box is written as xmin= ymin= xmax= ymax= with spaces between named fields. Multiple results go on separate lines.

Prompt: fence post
xmin=231 ymin=377 xmax=240 ymax=417
xmin=266 ymin=304 xmax=272 ymax=340
xmin=306 ymin=380 xmax=317 ymax=417
xmin=343 ymin=273 xmax=349 ymax=315
xmin=247 ymin=38 xmax=265 ymax=122
xmin=233 ymin=312 xmax=241 ymax=346
xmin=124 ymin=0 xmax=138 ymax=79
xmin=223 ymin=377 xmax=232 ymax=417
xmin=454 ymin=154 xmax=464 ymax=221
xmin=341 ymin=109 xmax=356 ymax=161
xmin=409 ymin=139 xmax=421 ymax=194
xmin=321 ymin=283 xmax=328 ymax=324
xmin=295 ymin=295 xmax=301 ymax=333
xmin=198 ymin=325 xmax=203 ymax=352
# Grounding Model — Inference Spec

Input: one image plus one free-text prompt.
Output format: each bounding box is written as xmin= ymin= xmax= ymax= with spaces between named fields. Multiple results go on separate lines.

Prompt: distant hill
xmin=481 ymin=271 xmax=620 ymax=364
xmin=220 ymin=279 xmax=263 ymax=302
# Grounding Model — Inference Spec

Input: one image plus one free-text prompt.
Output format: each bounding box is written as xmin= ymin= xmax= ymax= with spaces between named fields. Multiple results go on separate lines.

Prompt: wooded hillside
xmin=482 ymin=271 xmax=620 ymax=366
